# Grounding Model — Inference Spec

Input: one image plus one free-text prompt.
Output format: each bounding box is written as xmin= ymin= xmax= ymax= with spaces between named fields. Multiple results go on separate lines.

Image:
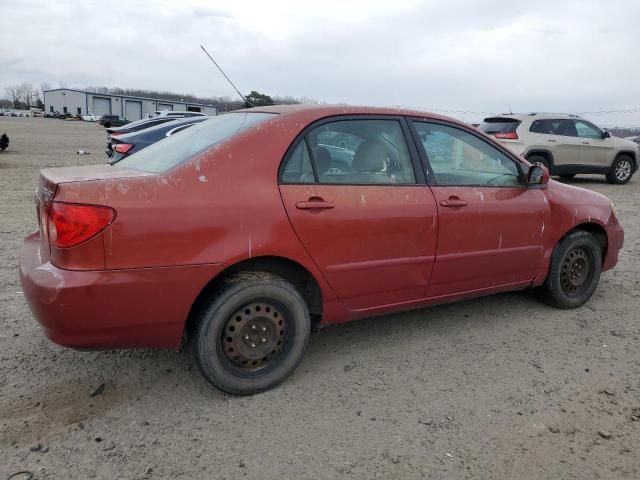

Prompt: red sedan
xmin=19 ymin=105 xmax=624 ymax=394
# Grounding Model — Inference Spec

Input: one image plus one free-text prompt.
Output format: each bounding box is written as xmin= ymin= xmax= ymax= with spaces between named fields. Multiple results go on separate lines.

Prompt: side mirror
xmin=528 ymin=164 xmax=550 ymax=185
xmin=602 ymin=131 xmax=611 ymax=139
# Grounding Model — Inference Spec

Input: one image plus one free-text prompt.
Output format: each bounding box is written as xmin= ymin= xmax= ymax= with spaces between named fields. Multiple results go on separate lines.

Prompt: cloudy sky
xmin=1 ymin=0 xmax=639 ymax=125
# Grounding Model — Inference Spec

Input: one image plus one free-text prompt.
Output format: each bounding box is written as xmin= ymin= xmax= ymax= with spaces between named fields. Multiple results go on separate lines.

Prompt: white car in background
xmin=479 ymin=113 xmax=639 ymax=184
xmin=82 ymin=114 xmax=102 ymax=122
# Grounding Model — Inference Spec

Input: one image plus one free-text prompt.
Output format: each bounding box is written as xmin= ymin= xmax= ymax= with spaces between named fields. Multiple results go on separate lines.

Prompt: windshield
xmin=118 ymin=112 xmax=276 ymax=173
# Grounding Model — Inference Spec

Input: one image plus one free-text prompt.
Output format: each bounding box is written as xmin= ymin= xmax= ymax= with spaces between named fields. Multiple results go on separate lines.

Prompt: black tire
xmin=103 ymin=121 xmax=111 ymax=128
xmin=606 ymin=155 xmax=634 ymax=184
xmin=528 ymin=155 xmax=551 ymax=173
xmin=537 ymin=230 xmax=602 ymax=309
xmin=192 ymin=272 xmax=310 ymax=395
xmin=559 ymin=174 xmax=575 ymax=179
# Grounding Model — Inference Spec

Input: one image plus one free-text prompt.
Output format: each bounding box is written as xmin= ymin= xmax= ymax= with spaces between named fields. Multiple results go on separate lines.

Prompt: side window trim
xmin=407 ymin=118 xmax=528 ymax=188
xmin=304 ymin=136 xmax=320 ymax=183
xmin=278 ymin=115 xmax=428 ymax=186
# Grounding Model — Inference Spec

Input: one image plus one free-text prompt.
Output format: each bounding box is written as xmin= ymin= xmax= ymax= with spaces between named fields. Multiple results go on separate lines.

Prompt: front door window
xmin=574 ymin=120 xmax=602 ymax=139
xmin=413 ymin=122 xmax=521 ymax=186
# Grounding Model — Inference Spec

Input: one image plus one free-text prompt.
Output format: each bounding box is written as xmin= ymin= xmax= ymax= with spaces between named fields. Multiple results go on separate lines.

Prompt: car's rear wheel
xmin=528 ymin=155 xmax=551 ymax=173
xmin=606 ymin=155 xmax=634 ymax=184
xmin=192 ymin=272 xmax=310 ymax=395
xmin=537 ymin=230 xmax=602 ymax=309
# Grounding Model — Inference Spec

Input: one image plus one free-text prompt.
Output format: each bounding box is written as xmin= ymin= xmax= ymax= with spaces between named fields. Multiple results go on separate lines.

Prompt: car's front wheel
xmin=537 ymin=230 xmax=602 ymax=309
xmin=606 ymin=155 xmax=634 ymax=184
xmin=192 ymin=272 xmax=311 ymax=395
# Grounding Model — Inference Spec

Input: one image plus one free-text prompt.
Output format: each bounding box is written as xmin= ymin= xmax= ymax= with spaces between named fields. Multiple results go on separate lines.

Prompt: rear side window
xmin=479 ymin=118 xmax=521 ymax=134
xmin=529 ymin=119 xmax=577 ymax=136
xmin=280 ymin=118 xmax=417 ymax=185
xmin=281 ymin=141 xmax=315 ymax=183
xmin=118 ymin=112 xmax=275 ymax=173
xmin=530 ymin=119 xmax=554 ymax=134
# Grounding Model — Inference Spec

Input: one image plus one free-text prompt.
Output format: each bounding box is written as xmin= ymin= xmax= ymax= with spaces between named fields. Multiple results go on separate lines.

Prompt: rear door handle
xmin=547 ymin=139 xmax=557 ymax=143
xmin=296 ymin=200 xmax=335 ymax=210
xmin=581 ymin=142 xmax=590 ymax=145
xmin=440 ymin=198 xmax=468 ymax=207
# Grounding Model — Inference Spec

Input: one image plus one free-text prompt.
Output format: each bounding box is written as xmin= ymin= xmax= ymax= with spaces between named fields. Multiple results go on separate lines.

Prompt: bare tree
xmin=5 ymin=85 xmax=21 ymax=109
xmin=19 ymin=82 xmax=35 ymax=109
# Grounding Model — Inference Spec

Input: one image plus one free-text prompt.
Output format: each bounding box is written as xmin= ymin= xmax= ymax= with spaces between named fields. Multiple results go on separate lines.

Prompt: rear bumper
xmin=19 ymin=232 xmax=224 ymax=349
xmin=603 ymin=222 xmax=624 ymax=271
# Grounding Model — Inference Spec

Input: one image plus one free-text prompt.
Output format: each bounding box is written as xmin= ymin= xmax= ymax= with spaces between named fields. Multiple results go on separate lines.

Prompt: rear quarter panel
xmin=53 ymin=113 xmax=341 ymax=310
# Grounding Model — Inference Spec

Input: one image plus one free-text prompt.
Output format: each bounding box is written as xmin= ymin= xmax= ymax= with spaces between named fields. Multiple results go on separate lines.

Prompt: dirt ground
xmin=0 ymin=117 xmax=638 ymax=479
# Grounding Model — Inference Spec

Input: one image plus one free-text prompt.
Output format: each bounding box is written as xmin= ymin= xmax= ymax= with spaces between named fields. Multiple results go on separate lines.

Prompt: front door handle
xmin=547 ymin=139 xmax=557 ymax=143
xmin=296 ymin=198 xmax=335 ymax=210
xmin=581 ymin=142 xmax=590 ymax=145
xmin=440 ymin=198 xmax=468 ymax=207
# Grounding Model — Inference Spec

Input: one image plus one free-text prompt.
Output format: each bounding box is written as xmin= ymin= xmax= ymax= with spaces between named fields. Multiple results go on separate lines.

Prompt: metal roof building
xmin=43 ymin=89 xmax=218 ymax=120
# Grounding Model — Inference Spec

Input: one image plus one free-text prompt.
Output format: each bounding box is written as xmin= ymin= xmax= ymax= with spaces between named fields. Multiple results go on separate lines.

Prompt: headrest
xmin=314 ymin=146 xmax=331 ymax=174
xmin=352 ymin=141 xmax=386 ymax=173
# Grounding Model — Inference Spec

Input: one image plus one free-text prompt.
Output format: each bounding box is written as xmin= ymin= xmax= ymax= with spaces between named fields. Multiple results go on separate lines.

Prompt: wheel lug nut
xmin=261 ymin=327 xmax=266 ymax=332
xmin=251 ymin=325 xmax=257 ymax=331
xmin=261 ymin=338 xmax=266 ymax=343
xmin=244 ymin=335 xmax=249 ymax=340
xmin=250 ymin=343 xmax=256 ymax=348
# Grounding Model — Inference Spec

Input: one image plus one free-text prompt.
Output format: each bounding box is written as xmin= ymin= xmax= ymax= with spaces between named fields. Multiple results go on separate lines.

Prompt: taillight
xmin=113 ymin=143 xmax=133 ymax=154
xmin=46 ymin=202 xmax=115 ymax=248
xmin=110 ymin=132 xmax=124 ymax=137
xmin=494 ymin=131 xmax=518 ymax=140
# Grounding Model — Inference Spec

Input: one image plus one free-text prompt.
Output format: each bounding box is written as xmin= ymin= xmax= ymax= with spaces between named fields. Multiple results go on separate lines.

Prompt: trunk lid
xmin=39 ymin=165 xmax=154 ymax=192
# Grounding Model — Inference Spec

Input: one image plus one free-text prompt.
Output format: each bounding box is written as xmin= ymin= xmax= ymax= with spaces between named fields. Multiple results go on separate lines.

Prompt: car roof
xmin=483 ymin=113 xmax=583 ymax=121
xmin=108 ymin=116 xmax=169 ymax=132
xmin=234 ymin=104 xmax=465 ymax=125
xmin=117 ymin=116 xmax=208 ymax=140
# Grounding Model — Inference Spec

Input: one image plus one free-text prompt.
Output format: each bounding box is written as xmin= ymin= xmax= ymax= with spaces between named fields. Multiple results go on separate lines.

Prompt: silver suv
xmin=479 ymin=113 xmax=639 ymax=184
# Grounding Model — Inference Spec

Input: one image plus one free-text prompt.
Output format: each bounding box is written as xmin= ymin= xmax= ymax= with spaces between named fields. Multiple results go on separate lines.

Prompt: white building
xmin=43 ymin=89 xmax=218 ymax=120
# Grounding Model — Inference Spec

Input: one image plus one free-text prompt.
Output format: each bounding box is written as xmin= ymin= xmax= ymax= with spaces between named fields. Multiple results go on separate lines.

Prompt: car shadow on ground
xmin=0 ymin=288 xmax=567 ymax=446
xmin=37 ymin=289 xmax=546 ymax=399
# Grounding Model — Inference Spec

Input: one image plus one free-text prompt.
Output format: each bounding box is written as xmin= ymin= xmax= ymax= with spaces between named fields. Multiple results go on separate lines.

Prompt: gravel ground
xmin=1 ymin=117 xmax=639 ymax=479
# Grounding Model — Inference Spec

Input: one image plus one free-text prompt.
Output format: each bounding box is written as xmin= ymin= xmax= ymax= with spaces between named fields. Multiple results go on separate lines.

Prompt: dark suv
xmin=98 ymin=115 xmax=129 ymax=128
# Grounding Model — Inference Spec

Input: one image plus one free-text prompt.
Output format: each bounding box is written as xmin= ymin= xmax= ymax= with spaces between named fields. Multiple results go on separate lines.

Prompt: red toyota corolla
xmin=19 ymin=105 xmax=623 ymax=394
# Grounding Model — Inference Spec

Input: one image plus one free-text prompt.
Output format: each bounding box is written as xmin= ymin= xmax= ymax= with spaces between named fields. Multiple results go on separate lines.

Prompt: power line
xmin=397 ymin=106 xmax=640 ymax=117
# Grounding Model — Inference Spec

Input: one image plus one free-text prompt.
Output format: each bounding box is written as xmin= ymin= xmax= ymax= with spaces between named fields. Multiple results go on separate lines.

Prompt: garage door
xmin=157 ymin=103 xmax=173 ymax=111
xmin=92 ymin=97 xmax=111 ymax=116
xmin=125 ymin=100 xmax=142 ymax=121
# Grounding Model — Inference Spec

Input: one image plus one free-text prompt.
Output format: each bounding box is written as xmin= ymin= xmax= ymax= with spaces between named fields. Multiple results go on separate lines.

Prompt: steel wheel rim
xmin=560 ymin=247 xmax=593 ymax=295
xmin=615 ymin=159 xmax=631 ymax=181
xmin=221 ymin=301 xmax=287 ymax=370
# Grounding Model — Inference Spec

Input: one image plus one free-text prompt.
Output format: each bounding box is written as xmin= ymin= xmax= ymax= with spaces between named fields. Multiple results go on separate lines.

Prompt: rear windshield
xmin=478 ymin=117 xmax=521 ymax=134
xmin=117 ymin=112 xmax=276 ymax=173
xmin=124 ymin=118 xmax=173 ymax=132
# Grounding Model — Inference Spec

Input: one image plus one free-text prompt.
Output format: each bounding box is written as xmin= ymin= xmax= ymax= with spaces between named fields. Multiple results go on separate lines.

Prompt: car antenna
xmin=200 ymin=45 xmax=255 ymax=107
xmin=508 ymin=105 xmax=513 ymax=114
